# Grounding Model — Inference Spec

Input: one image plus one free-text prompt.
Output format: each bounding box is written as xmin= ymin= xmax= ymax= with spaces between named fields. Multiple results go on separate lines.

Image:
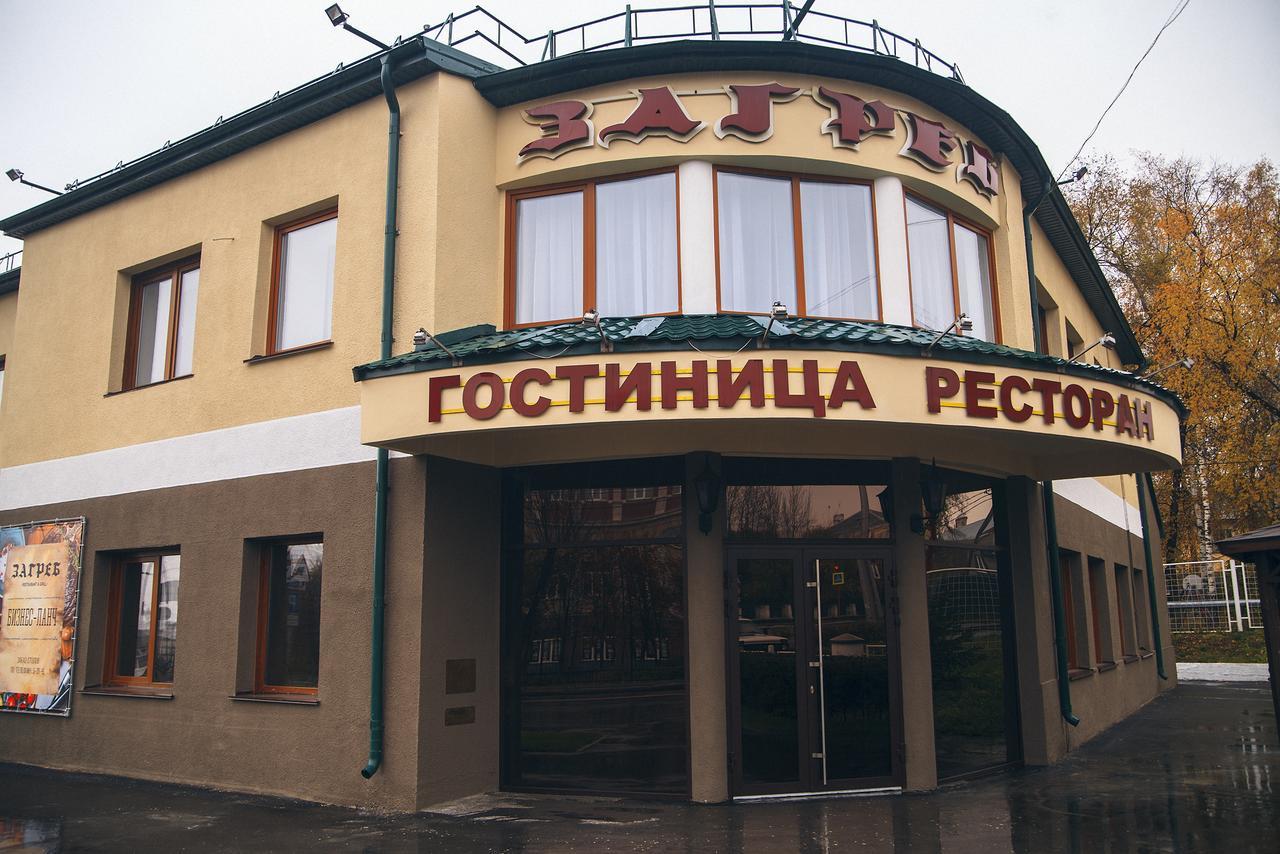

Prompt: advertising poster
xmin=0 ymin=518 xmax=85 ymax=716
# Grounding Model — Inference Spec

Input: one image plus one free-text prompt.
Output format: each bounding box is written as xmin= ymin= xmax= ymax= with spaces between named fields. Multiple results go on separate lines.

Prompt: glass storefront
xmin=503 ymin=468 xmax=688 ymax=795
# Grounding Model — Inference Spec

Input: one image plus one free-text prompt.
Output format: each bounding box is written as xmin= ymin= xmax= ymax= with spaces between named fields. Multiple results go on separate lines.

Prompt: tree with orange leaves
xmin=1067 ymin=154 xmax=1280 ymax=561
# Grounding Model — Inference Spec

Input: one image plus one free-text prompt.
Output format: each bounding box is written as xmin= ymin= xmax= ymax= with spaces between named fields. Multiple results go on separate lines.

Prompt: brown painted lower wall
xmin=0 ymin=458 xmax=428 ymax=810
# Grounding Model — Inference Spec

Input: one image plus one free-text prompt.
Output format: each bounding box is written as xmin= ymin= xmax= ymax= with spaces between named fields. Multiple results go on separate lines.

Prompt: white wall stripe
xmin=0 ymin=407 xmax=394 ymax=511
xmin=1054 ymin=477 xmax=1143 ymax=537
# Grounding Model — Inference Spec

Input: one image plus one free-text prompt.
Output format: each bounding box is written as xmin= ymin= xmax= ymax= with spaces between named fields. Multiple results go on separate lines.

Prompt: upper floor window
xmin=905 ymin=195 xmax=998 ymax=342
xmin=124 ymin=257 xmax=200 ymax=390
xmin=716 ymin=169 xmax=879 ymax=320
xmin=270 ymin=209 xmax=337 ymax=353
xmin=509 ymin=171 xmax=679 ymax=327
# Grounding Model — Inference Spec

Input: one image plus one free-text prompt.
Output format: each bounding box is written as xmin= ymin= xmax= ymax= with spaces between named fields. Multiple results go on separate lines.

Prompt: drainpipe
xmin=362 ymin=48 xmax=402 ymax=780
xmin=1025 ymin=181 xmax=1079 ymax=726
xmin=1138 ymin=473 xmax=1169 ymax=680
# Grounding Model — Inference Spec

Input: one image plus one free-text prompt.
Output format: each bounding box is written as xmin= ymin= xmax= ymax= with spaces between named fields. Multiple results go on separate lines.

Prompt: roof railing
xmin=1 ymin=249 xmax=20 ymax=273
xmin=422 ymin=2 xmax=964 ymax=84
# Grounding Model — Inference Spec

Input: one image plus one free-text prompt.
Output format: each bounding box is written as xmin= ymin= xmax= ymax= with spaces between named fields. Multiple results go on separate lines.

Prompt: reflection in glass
xmin=116 ymin=560 xmax=155 ymax=678
xmin=263 ymin=542 xmax=323 ymax=689
xmin=737 ymin=557 xmax=799 ymax=786
xmin=727 ymin=485 xmax=889 ymax=540
xmin=512 ymin=482 xmax=686 ymax=795
xmin=817 ymin=558 xmax=891 ymax=782
xmin=926 ymin=488 xmax=1010 ymax=779
xmin=152 ymin=555 xmax=180 ymax=684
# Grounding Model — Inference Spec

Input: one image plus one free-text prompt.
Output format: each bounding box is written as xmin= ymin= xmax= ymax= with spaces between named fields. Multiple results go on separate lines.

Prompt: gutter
xmin=1138 ymin=473 xmax=1169 ymax=680
xmin=362 ymin=45 xmax=404 ymax=781
xmin=1025 ymin=180 xmax=1080 ymax=727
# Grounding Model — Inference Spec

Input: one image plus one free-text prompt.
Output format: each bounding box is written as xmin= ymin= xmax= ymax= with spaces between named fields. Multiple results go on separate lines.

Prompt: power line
xmin=1057 ymin=0 xmax=1192 ymax=181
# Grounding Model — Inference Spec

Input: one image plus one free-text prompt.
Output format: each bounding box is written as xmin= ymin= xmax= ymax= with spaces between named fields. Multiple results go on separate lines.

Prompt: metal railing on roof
xmin=422 ymin=2 xmax=964 ymax=83
xmin=1 ymin=250 xmax=20 ymax=273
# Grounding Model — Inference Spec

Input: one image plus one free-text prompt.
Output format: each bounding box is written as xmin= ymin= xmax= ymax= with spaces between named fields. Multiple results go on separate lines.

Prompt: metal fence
xmin=1164 ymin=559 xmax=1262 ymax=632
xmin=1 ymin=250 xmax=19 ymax=273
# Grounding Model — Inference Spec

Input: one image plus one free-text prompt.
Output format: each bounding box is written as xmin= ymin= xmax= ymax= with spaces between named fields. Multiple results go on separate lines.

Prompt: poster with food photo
xmin=0 ymin=518 xmax=85 ymax=716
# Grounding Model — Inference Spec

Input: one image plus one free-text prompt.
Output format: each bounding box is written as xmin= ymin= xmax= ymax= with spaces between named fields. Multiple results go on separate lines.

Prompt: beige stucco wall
xmin=0 ymin=290 xmax=15 ymax=360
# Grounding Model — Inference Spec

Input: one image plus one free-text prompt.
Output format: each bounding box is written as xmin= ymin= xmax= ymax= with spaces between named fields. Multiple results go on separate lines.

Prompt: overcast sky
xmin=1 ymin=0 xmax=1277 ymax=258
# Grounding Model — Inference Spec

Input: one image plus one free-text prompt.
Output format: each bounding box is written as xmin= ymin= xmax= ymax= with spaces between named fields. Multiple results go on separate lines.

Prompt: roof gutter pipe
xmin=1138 ymin=473 xmax=1169 ymax=680
xmin=362 ymin=45 xmax=403 ymax=781
xmin=1025 ymin=179 xmax=1080 ymax=727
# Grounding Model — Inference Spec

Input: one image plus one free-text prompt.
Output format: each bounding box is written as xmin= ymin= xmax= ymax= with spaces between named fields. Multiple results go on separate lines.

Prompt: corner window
xmin=270 ymin=210 xmax=337 ymax=352
xmin=256 ymin=539 xmax=323 ymax=693
xmin=0 ymin=354 xmax=5 ymax=410
xmin=905 ymin=195 xmax=998 ymax=342
xmin=509 ymin=171 xmax=679 ymax=327
xmin=716 ymin=169 xmax=879 ymax=320
xmin=104 ymin=553 xmax=181 ymax=688
xmin=124 ymin=258 xmax=199 ymax=389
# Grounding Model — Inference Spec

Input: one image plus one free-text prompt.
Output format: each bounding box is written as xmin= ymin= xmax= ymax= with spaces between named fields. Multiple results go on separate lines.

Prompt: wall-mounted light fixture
xmin=582 ymin=308 xmax=612 ymax=352
xmin=909 ymin=459 xmax=948 ymax=535
xmin=1067 ymin=332 xmax=1116 ymax=364
xmin=6 ymin=168 xmax=62 ymax=196
xmin=757 ymin=300 xmax=789 ymax=348
xmin=693 ymin=457 xmax=721 ymax=535
xmin=413 ymin=326 xmax=461 ymax=365
xmin=1142 ymin=356 xmax=1193 ymax=381
xmin=922 ymin=313 xmax=973 ymax=357
xmin=324 ymin=3 xmax=391 ymax=50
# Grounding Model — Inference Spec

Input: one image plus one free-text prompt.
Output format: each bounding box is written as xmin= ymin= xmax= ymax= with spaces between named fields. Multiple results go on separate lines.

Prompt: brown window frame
xmin=122 ymin=256 xmax=200 ymax=391
xmin=1059 ymin=550 xmax=1079 ymax=670
xmin=1115 ymin=563 xmax=1136 ymax=658
xmin=902 ymin=191 xmax=1002 ymax=343
xmin=253 ymin=536 xmax=324 ymax=696
xmin=1087 ymin=556 xmax=1111 ymax=664
xmin=267 ymin=208 xmax=339 ymax=355
xmin=102 ymin=551 xmax=180 ymax=690
xmin=712 ymin=165 xmax=883 ymax=322
xmin=504 ymin=168 xmax=683 ymax=330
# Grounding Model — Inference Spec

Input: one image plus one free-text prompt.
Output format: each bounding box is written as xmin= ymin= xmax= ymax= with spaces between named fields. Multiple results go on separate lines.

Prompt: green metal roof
xmin=352 ymin=314 xmax=1184 ymax=415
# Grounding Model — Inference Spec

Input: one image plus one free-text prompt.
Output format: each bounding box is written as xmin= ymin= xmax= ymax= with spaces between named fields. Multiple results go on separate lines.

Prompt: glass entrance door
xmin=730 ymin=548 xmax=898 ymax=795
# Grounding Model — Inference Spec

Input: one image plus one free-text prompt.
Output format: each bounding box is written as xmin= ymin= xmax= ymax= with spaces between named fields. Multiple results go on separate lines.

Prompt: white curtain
xmin=905 ymin=197 xmax=953 ymax=331
xmin=596 ymin=173 xmax=678 ymax=316
xmin=954 ymin=224 xmax=995 ymax=342
xmin=134 ymin=276 xmax=171 ymax=386
xmin=800 ymin=181 xmax=879 ymax=319
xmin=516 ymin=191 xmax=583 ymax=324
xmin=717 ymin=172 xmax=796 ymax=313
xmin=277 ymin=216 xmax=337 ymax=349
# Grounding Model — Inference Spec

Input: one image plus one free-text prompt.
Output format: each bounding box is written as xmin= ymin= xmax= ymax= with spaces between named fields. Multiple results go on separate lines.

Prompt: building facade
xmin=0 ymin=14 xmax=1181 ymax=810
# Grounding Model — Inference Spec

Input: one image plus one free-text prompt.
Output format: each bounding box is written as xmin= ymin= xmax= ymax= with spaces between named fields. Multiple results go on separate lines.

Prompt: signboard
xmin=0 ymin=518 xmax=85 ymax=716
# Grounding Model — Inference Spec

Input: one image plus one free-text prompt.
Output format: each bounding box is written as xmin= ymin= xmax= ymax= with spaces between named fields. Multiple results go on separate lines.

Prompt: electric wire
xmin=1056 ymin=0 xmax=1192 ymax=182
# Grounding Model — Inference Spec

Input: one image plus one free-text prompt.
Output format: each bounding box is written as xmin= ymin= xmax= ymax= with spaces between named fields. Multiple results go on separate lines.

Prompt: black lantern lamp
xmin=693 ymin=458 xmax=721 ymax=535
xmin=916 ymin=459 xmax=948 ymax=534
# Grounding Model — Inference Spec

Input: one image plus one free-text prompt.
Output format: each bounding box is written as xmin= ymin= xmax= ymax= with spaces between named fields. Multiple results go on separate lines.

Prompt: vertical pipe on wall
xmin=362 ymin=48 xmax=403 ymax=781
xmin=1138 ymin=473 xmax=1169 ymax=680
xmin=1042 ymin=483 xmax=1080 ymax=727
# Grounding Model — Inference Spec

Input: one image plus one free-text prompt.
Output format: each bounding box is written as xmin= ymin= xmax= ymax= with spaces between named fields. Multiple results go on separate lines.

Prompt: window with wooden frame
xmin=123 ymin=257 xmax=200 ymax=390
xmin=506 ymin=170 xmax=680 ymax=328
xmin=269 ymin=209 xmax=338 ymax=353
xmin=1058 ymin=550 xmax=1080 ymax=670
xmin=255 ymin=538 xmax=323 ymax=694
xmin=1132 ymin=567 xmax=1152 ymax=651
xmin=904 ymin=194 xmax=1000 ymax=343
xmin=1087 ymin=556 xmax=1112 ymax=664
xmin=714 ymin=167 xmax=881 ymax=320
xmin=103 ymin=552 xmax=181 ymax=689
xmin=1115 ymin=563 xmax=1136 ymax=658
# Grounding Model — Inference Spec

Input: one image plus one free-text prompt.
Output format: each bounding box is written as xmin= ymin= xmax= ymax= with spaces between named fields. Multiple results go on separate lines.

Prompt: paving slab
xmin=1176 ymin=662 xmax=1271 ymax=682
xmin=0 ymin=682 xmax=1276 ymax=852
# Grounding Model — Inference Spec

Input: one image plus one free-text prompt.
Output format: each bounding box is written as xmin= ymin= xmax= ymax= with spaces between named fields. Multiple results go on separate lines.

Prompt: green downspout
xmin=1025 ymin=181 xmax=1079 ymax=726
xmin=362 ymin=48 xmax=402 ymax=780
xmin=1138 ymin=473 xmax=1169 ymax=679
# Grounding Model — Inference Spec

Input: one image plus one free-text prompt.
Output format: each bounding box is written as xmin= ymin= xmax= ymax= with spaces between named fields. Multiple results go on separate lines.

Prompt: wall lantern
xmin=693 ymin=458 xmax=721 ymax=535
xmin=917 ymin=459 xmax=948 ymax=534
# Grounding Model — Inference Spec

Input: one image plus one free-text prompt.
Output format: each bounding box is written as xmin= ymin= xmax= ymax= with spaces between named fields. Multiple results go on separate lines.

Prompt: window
xmin=124 ymin=257 xmax=200 ymax=389
xmin=0 ymin=354 xmax=5 ymax=411
xmin=1087 ymin=556 xmax=1112 ymax=664
xmin=1058 ymin=550 xmax=1080 ymax=670
xmin=270 ymin=210 xmax=337 ymax=352
xmin=256 ymin=539 xmax=323 ymax=693
xmin=1133 ymin=568 xmax=1152 ymax=650
xmin=1115 ymin=564 xmax=1135 ymax=658
xmin=509 ymin=171 xmax=679 ymax=326
xmin=905 ymin=195 xmax=998 ymax=342
xmin=104 ymin=553 xmax=181 ymax=688
xmin=716 ymin=169 xmax=879 ymax=319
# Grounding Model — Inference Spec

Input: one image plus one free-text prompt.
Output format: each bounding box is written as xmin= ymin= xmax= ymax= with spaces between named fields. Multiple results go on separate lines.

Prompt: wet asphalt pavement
xmin=0 ymin=681 xmax=1274 ymax=853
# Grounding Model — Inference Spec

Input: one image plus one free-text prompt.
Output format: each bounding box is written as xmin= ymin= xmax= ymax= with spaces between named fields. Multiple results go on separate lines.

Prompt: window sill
xmin=229 ymin=693 xmax=319 ymax=706
xmin=104 ymin=373 xmax=194 ymax=397
xmin=1139 ymin=650 xmax=1155 ymax=660
xmin=245 ymin=341 xmax=332 ymax=364
xmin=80 ymin=685 xmax=174 ymax=700
xmin=1122 ymin=654 xmax=1141 ymax=664
xmin=1067 ymin=667 xmax=1094 ymax=681
xmin=1096 ymin=660 xmax=1118 ymax=673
